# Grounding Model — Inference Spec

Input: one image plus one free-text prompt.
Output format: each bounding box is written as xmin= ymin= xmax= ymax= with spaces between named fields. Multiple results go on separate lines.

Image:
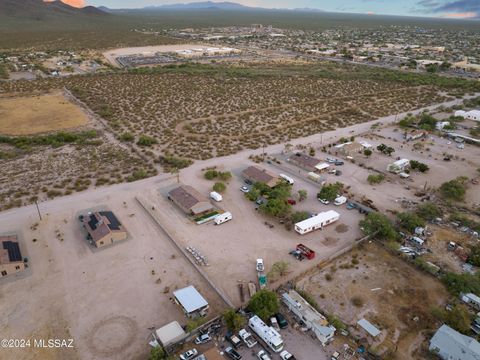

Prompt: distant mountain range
xmin=0 ymin=0 xmax=107 ymax=19
xmin=100 ymin=1 xmax=325 ymax=13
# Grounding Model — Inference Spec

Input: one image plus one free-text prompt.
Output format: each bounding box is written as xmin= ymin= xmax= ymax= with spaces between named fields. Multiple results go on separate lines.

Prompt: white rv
xmin=214 ymin=212 xmax=232 ymax=225
xmin=248 ymin=315 xmax=284 ymax=353
xmin=279 ymin=174 xmax=295 ymax=185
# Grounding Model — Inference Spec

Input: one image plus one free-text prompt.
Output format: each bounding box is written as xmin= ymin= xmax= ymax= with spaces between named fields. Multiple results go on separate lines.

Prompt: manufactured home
xmin=294 ymin=210 xmax=340 ymax=235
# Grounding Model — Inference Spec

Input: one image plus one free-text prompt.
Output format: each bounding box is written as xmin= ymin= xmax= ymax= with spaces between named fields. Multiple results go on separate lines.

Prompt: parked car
xmin=240 ymin=186 xmax=249 ymax=193
xmin=335 ymin=170 xmax=342 ymax=176
xmin=270 ymin=317 xmax=279 ymax=330
xmin=346 ymin=202 xmax=356 ymax=210
xmin=225 ymin=331 xmax=243 ymax=348
xmin=280 ymin=350 xmax=296 ymax=360
xmin=194 ymin=334 xmax=211 ymax=345
xmin=256 ymin=258 xmax=265 ymax=272
xmin=257 ymin=350 xmax=272 ymax=360
xmin=326 ymin=158 xmax=336 ymax=163
xmin=318 ymin=198 xmax=330 ymax=205
xmin=225 ymin=347 xmax=242 ymax=360
xmin=244 ymin=179 xmax=253 ymax=185
xmin=180 ymin=349 xmax=198 ymax=360
xmin=334 ymin=160 xmax=344 ymax=166
xmin=275 ymin=313 xmax=288 ymax=329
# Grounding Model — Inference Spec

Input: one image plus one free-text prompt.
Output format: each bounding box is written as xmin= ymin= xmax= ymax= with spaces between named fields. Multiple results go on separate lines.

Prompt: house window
xmin=1 ymin=271 xmax=7 ymax=276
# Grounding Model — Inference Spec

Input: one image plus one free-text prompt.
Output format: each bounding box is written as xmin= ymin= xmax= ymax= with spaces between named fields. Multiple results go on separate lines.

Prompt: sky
xmin=64 ymin=0 xmax=480 ymax=19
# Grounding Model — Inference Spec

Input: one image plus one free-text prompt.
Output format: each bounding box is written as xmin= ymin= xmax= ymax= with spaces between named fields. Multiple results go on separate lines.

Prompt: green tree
xmin=247 ymin=290 xmax=279 ymax=321
xmin=410 ymin=160 xmax=429 ymax=173
xmin=268 ymin=261 xmax=290 ymax=281
xmin=359 ymin=212 xmax=397 ymax=241
xmin=397 ymin=212 xmax=425 ymax=232
xmin=440 ymin=177 xmax=467 ymax=201
xmin=291 ymin=211 xmax=310 ymax=224
xmin=309 ymin=147 xmax=315 ymax=156
xmin=364 ymin=149 xmax=372 ymax=157
xmin=223 ymin=309 xmax=246 ymax=332
xmin=317 ymin=182 xmax=343 ymax=201
xmin=260 ymin=198 xmax=291 ymax=218
xmin=204 ymin=169 xmax=218 ymax=180
xmin=416 ymin=202 xmax=442 ymax=221
xmin=149 ymin=347 xmax=165 ymax=360
xmin=442 ymin=272 xmax=480 ymax=296
xmin=213 ymin=182 xmax=226 ymax=193
xmin=297 ymin=189 xmax=307 ymax=202
xmin=445 ymin=305 xmax=473 ymax=334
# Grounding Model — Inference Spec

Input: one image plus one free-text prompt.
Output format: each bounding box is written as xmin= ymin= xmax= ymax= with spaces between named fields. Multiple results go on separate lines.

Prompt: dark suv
xmin=275 ymin=313 xmax=288 ymax=329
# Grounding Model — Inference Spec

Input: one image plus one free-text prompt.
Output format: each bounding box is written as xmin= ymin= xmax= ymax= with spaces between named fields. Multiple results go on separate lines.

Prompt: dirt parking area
xmin=0 ymin=178 xmax=225 ymax=360
xmin=0 ymin=91 xmax=89 ymax=135
xmin=138 ymin=158 xmax=363 ymax=309
xmin=296 ymin=242 xmax=449 ymax=359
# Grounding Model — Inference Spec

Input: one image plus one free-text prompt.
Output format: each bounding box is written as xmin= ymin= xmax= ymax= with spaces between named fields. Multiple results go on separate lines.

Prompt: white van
xmin=210 ymin=191 xmax=223 ymax=202
xmin=279 ymin=174 xmax=294 ymax=185
xmin=410 ymin=236 xmax=424 ymax=246
xmin=214 ymin=212 xmax=232 ymax=225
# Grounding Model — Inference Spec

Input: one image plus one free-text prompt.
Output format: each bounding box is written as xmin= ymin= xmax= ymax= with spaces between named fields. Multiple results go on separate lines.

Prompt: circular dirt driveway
xmin=87 ymin=315 xmax=138 ymax=357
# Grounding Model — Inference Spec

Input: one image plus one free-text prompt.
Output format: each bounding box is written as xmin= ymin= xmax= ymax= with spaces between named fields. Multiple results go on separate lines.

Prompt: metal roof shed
xmin=155 ymin=321 xmax=186 ymax=347
xmin=173 ymin=285 xmax=209 ymax=315
xmin=357 ymin=319 xmax=381 ymax=337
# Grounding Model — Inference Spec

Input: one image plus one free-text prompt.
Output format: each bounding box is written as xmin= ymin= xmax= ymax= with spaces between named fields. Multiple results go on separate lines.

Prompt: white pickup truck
xmin=238 ymin=328 xmax=258 ymax=348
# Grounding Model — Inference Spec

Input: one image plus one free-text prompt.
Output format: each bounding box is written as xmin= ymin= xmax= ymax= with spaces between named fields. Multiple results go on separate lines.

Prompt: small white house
xmin=387 ymin=159 xmax=410 ymax=174
xmin=295 ymin=210 xmax=340 ymax=235
xmin=436 ymin=121 xmax=451 ymax=131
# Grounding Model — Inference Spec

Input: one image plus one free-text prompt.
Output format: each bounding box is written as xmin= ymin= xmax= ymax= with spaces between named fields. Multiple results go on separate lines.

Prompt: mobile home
xmin=294 ymin=210 xmax=340 ymax=235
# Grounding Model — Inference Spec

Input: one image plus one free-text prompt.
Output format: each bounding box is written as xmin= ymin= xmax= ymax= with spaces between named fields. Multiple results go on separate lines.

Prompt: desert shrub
xmin=351 ymin=296 xmax=364 ymax=307
xmin=359 ymin=212 xmax=397 ymax=241
xmin=416 ymin=202 xmax=442 ymax=221
xmin=410 ymin=160 xmax=429 ymax=173
xmin=204 ymin=169 xmax=218 ymax=180
xmin=137 ymin=135 xmax=157 ymax=146
xmin=218 ymin=171 xmax=232 ymax=182
xmin=119 ymin=132 xmax=134 ymax=142
xmin=439 ymin=177 xmax=468 ymax=201
xmin=367 ymin=174 xmax=385 ymax=184
xmin=442 ymin=272 xmax=480 ymax=296
xmin=213 ymin=182 xmax=226 ymax=193
xmin=291 ymin=211 xmax=309 ymax=224
xmin=317 ymin=182 xmax=343 ymax=201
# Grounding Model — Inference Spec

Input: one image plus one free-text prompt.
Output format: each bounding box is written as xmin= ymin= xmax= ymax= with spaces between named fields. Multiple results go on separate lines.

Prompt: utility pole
xmin=35 ymin=200 xmax=42 ymax=221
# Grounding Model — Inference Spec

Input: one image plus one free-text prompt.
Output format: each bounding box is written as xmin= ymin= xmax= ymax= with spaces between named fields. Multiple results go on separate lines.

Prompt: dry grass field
xmin=297 ymin=242 xmax=448 ymax=359
xmin=0 ymin=91 xmax=88 ymax=135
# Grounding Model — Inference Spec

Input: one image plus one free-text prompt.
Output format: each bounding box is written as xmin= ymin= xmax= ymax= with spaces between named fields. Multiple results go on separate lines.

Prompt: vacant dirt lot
xmin=0 ymin=176 xmax=226 ymax=360
xmin=297 ymin=242 xmax=449 ymax=360
xmin=0 ymin=91 xmax=89 ymax=135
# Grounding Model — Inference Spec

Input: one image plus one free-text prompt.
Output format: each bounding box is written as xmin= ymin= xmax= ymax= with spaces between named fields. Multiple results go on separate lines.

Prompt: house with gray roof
xmin=429 ymin=324 xmax=480 ymax=360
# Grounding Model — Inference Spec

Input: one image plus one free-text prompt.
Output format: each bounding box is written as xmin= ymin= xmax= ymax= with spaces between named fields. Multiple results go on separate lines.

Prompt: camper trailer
xmin=214 ymin=212 xmax=232 ymax=225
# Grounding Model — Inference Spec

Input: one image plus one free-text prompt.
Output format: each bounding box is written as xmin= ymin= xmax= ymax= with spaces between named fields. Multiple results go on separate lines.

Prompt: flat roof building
xmin=168 ymin=185 xmax=214 ymax=216
xmin=82 ymin=211 xmax=127 ymax=248
xmin=334 ymin=142 xmax=364 ymax=157
xmin=429 ymin=324 xmax=480 ymax=360
xmin=287 ymin=152 xmax=322 ymax=171
xmin=173 ymin=285 xmax=209 ymax=318
xmin=387 ymin=159 xmax=410 ymax=174
xmin=357 ymin=318 xmax=381 ymax=337
xmin=154 ymin=321 xmax=187 ymax=347
xmin=242 ymin=166 xmax=279 ymax=188
xmin=0 ymin=235 xmax=25 ymax=277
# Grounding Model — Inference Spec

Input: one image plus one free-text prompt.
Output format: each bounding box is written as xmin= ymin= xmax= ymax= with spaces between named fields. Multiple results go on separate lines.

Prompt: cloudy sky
xmin=65 ymin=0 xmax=480 ymax=19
